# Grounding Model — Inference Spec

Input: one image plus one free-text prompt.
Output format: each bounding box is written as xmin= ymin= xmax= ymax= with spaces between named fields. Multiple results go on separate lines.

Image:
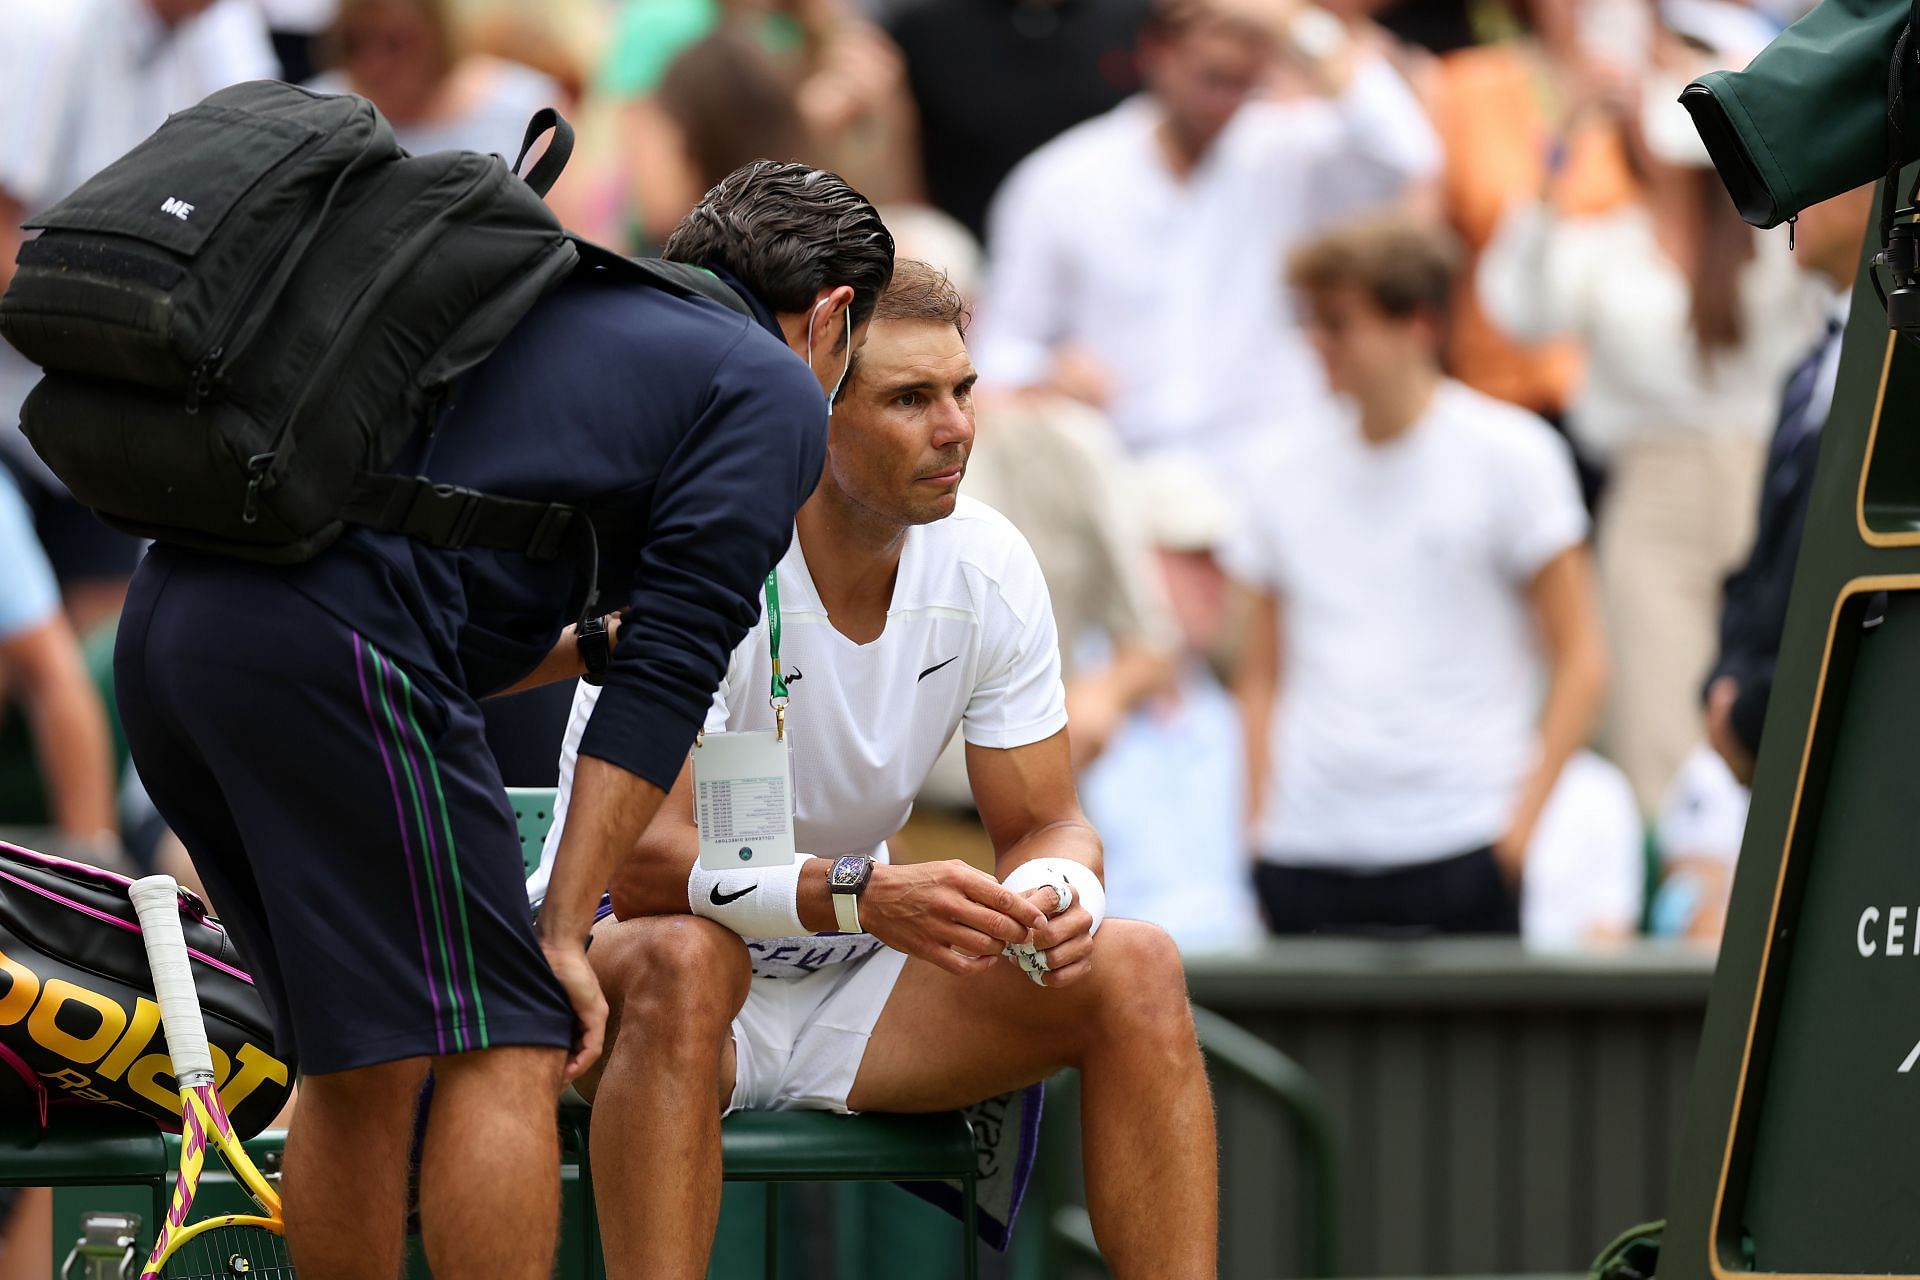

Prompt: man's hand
xmin=1492 ymin=804 xmax=1540 ymax=890
xmin=1706 ymin=676 xmax=1757 ymax=786
xmin=541 ymin=938 xmax=608 ymax=1085
xmin=1010 ymin=887 xmax=1097 ymax=988
xmin=859 ymin=860 xmax=1046 ymax=976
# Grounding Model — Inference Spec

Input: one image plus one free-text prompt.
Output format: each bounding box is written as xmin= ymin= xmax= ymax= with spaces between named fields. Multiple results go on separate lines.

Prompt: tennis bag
xmin=1682 ymin=0 xmax=1916 ymax=228
xmin=0 ymin=78 xmax=739 ymax=570
xmin=0 ymin=842 xmax=292 ymax=1139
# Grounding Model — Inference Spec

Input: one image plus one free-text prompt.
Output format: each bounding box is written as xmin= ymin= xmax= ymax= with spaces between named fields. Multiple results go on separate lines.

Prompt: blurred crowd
xmin=0 ymin=0 xmax=1866 ymax=973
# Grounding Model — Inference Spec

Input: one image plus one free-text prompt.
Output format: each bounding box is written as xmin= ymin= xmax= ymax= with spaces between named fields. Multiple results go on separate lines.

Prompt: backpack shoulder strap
xmin=567 ymin=236 xmax=754 ymax=318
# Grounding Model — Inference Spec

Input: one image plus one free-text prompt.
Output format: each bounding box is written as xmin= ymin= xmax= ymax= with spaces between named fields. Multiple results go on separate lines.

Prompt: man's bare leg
xmin=850 ymin=920 xmax=1217 ymax=1279
xmin=420 ymin=1045 xmax=567 ymax=1279
xmin=581 ymin=915 xmax=750 ymax=1280
xmin=282 ymin=1057 xmax=429 ymax=1280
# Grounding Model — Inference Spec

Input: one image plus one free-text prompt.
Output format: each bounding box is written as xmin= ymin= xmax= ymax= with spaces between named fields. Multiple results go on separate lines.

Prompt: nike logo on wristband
xmin=709 ymin=883 xmax=756 ymax=906
xmin=917 ymin=656 xmax=959 ymax=682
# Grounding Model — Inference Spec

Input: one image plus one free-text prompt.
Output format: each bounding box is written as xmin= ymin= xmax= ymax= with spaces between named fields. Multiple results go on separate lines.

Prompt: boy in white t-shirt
xmin=535 ymin=263 xmax=1215 ymax=1279
xmin=1230 ymin=215 xmax=1609 ymax=935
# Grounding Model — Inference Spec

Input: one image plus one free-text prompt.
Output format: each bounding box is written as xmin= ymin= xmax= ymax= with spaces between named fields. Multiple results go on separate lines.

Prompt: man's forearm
xmin=541 ymin=754 xmax=666 ymax=944
xmin=993 ymin=818 xmax=1103 ymax=882
xmin=25 ymin=679 xmax=117 ymax=837
xmin=1518 ymin=641 xmax=1608 ymax=830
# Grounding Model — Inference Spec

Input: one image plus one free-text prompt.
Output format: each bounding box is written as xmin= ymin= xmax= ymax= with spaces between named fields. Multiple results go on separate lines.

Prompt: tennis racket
xmin=128 ymin=874 xmax=293 ymax=1279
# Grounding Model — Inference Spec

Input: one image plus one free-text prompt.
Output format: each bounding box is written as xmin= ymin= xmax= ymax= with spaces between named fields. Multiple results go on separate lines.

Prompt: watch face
xmin=830 ymin=857 xmax=864 ymax=888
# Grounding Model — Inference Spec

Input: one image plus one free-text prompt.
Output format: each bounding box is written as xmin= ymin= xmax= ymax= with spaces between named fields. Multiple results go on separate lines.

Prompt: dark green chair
xmin=511 ymin=787 xmax=982 ymax=1280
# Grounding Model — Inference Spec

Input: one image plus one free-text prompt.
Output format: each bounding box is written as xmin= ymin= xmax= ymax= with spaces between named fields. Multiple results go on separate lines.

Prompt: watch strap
xmin=831 ymin=889 xmax=862 ymax=933
xmin=577 ymin=615 xmax=610 ymax=686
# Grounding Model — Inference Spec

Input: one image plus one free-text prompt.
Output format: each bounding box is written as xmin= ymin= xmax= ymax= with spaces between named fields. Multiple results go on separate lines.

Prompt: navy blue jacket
xmin=279 ymin=271 xmax=826 ymax=791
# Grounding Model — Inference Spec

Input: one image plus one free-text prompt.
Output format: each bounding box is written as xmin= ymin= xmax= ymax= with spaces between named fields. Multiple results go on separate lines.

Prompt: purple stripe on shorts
xmin=373 ymin=647 xmax=468 ymax=1047
xmin=355 ymin=634 xmax=448 ymax=1056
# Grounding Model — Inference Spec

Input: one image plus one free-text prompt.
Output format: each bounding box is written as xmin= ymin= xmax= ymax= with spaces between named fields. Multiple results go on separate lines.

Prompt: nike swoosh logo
xmin=917 ymin=656 xmax=959 ymax=682
xmin=709 ymin=883 xmax=756 ymax=906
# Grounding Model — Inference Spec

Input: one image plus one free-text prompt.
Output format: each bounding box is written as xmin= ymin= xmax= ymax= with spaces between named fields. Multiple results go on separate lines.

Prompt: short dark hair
xmin=872 ymin=260 xmax=969 ymax=337
xmin=657 ymin=33 xmax=806 ymax=193
xmin=663 ymin=160 xmax=895 ymax=329
xmin=1286 ymin=216 xmax=1462 ymax=322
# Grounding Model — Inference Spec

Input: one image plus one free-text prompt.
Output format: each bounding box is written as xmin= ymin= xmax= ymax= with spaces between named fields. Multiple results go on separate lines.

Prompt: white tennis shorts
xmin=726 ymin=946 xmax=909 ymax=1114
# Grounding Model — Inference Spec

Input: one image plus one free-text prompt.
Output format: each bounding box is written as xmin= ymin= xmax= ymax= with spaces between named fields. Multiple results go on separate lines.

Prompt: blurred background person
xmin=1649 ymin=743 xmax=1747 ymax=942
xmin=1476 ymin=3 xmax=1826 ymax=818
xmin=1079 ymin=455 xmax=1265 ymax=952
xmin=586 ymin=0 xmax=921 ymax=249
xmin=308 ymin=0 xmax=570 ymax=158
xmin=565 ymin=29 xmax=810 ymax=250
xmin=0 ymin=472 xmax=122 ymax=873
xmin=1703 ymin=182 xmax=1872 ymax=793
xmin=1650 ymin=181 xmax=1876 ymax=943
xmin=1426 ymin=0 xmax=1640 ymax=507
xmin=1520 ymin=749 xmax=1645 ymax=947
xmin=886 ymin=0 xmax=1151 ymax=238
xmin=972 ymin=0 xmax=1440 ymax=463
xmin=1232 ymin=216 xmax=1607 ymax=936
xmin=258 ymin=0 xmax=340 ymax=81
xmin=0 ymin=0 xmax=276 ymax=635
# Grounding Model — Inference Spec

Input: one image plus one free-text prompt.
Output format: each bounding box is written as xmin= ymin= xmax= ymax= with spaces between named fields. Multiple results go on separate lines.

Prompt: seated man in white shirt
xmin=533 ymin=262 xmax=1216 ymax=1279
xmin=1231 ymin=216 xmax=1609 ymax=934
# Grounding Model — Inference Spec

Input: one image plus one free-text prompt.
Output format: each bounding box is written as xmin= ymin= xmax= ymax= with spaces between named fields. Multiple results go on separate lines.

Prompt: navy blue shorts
xmin=115 ymin=550 xmax=572 ymax=1074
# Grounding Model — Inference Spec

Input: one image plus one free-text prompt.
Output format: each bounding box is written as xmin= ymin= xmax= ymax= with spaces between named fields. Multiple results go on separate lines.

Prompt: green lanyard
xmin=765 ymin=570 xmax=789 ymax=738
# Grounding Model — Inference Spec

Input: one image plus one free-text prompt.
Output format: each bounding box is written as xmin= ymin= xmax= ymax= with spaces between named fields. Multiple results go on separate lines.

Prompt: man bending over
xmin=532 ymin=261 xmax=1218 ymax=1279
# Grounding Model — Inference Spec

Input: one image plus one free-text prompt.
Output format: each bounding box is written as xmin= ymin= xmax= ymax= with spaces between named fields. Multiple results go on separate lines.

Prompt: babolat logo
xmin=160 ymin=197 xmax=195 ymax=221
xmin=0 ymin=942 xmax=287 ymax=1120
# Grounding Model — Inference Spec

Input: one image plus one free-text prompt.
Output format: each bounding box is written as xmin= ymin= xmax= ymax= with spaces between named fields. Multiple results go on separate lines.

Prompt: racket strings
xmin=158 ymin=1224 xmax=295 ymax=1279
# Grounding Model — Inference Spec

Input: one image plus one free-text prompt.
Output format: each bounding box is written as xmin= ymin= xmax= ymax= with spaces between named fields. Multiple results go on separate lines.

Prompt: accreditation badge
xmin=691 ymin=730 xmax=797 ymax=871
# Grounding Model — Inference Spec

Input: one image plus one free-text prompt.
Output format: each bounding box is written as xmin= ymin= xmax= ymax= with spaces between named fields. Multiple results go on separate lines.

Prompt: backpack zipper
xmin=184 ymin=346 xmax=223 ymax=415
xmin=241 ymin=453 xmax=274 ymax=524
xmin=186 ymin=125 xmax=380 ymax=413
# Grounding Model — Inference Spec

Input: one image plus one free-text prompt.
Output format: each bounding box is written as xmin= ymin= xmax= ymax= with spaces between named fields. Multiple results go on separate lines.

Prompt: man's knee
xmin=593 ymin=915 xmax=750 ymax=1041
xmin=1088 ymin=921 xmax=1195 ymax=1050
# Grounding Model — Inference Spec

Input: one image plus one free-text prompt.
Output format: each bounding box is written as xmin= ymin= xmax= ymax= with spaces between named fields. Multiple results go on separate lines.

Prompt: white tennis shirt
xmin=534 ymin=496 xmax=1070 ymax=976
xmin=1225 ymin=379 xmax=1590 ymax=868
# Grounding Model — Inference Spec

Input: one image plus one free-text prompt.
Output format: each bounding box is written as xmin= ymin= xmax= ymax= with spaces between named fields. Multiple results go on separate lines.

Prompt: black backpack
xmin=0 ymin=79 xmax=746 ymax=588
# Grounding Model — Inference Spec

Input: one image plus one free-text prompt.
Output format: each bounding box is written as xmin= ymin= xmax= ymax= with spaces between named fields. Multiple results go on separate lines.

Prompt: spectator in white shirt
xmin=0 ymin=0 xmax=277 ymax=633
xmin=973 ymin=0 xmax=1440 ymax=461
xmin=1231 ymin=216 xmax=1608 ymax=935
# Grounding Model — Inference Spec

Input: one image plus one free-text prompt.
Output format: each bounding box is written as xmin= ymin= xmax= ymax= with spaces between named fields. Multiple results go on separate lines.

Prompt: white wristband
xmin=688 ymin=854 xmax=815 ymax=938
xmin=1002 ymin=858 xmax=1105 ymax=933
xmin=1001 ymin=859 xmax=1106 ymax=988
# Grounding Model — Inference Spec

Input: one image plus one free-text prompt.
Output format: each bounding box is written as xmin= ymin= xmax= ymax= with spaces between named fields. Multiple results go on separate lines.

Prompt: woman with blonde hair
xmin=308 ymin=0 xmax=569 ymax=160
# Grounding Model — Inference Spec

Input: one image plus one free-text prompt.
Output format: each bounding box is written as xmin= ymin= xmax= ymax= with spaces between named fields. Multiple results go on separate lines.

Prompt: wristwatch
xmin=828 ymin=855 xmax=876 ymax=933
xmin=576 ymin=614 xmax=610 ymax=686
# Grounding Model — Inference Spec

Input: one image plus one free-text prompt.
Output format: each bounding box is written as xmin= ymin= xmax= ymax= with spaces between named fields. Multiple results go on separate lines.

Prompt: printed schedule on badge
xmin=697 ymin=776 xmax=789 ymax=842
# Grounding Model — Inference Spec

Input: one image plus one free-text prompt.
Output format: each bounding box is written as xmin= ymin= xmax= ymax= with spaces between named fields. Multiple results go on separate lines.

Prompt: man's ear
xmin=812 ymin=284 xmax=858 ymax=353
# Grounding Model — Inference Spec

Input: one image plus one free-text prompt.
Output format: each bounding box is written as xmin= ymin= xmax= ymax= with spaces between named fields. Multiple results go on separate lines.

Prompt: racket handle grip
xmin=129 ymin=875 xmax=216 ymax=1085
